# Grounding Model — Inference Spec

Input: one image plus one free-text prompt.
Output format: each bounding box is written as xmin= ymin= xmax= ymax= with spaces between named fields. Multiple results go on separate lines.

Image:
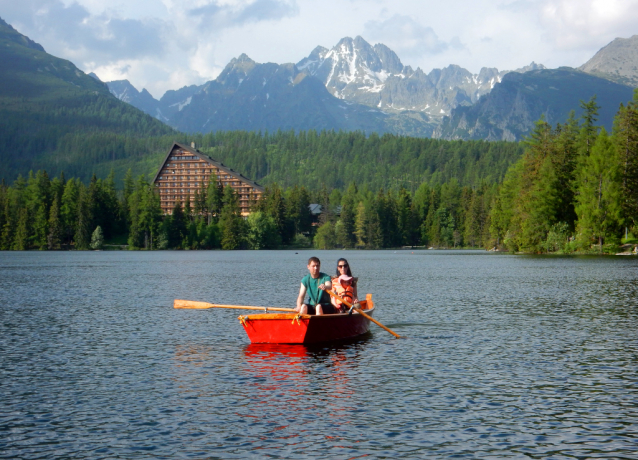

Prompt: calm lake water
xmin=1 ymin=250 xmax=637 ymax=459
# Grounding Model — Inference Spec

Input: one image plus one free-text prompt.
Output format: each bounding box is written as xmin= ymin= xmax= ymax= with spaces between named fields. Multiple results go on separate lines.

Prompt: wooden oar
xmin=174 ymin=299 xmax=296 ymax=312
xmin=325 ymin=290 xmax=401 ymax=338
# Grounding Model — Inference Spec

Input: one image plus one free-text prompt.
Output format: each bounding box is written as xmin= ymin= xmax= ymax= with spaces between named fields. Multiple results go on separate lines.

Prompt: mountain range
xmin=106 ymin=35 xmax=637 ymax=141
xmin=1 ymin=13 xmax=637 ymax=185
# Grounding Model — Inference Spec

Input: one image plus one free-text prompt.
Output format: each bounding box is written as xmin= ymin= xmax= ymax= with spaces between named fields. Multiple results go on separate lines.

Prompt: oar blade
xmin=174 ymin=299 xmax=213 ymax=309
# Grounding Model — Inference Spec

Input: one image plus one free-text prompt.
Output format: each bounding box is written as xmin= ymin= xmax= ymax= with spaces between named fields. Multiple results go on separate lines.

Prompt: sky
xmin=3 ymin=0 xmax=638 ymax=99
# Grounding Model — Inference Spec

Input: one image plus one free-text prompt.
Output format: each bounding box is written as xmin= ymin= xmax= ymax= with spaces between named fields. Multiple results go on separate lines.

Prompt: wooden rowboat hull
xmin=239 ymin=299 xmax=374 ymax=344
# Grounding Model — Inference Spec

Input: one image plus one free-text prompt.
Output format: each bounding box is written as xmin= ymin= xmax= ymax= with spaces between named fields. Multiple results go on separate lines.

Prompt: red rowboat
xmin=238 ymin=294 xmax=375 ymax=344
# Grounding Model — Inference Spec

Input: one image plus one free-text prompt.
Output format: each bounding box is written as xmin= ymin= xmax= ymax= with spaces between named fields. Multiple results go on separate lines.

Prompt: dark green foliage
xmin=47 ymin=194 xmax=62 ymax=250
xmin=613 ymin=91 xmax=638 ymax=227
xmin=0 ymin=18 xmax=175 ymax=184
xmin=191 ymin=130 xmax=523 ymax=192
xmin=490 ymin=92 xmax=636 ymax=253
xmin=220 ymin=186 xmax=247 ymax=249
xmin=167 ymin=201 xmax=187 ymax=249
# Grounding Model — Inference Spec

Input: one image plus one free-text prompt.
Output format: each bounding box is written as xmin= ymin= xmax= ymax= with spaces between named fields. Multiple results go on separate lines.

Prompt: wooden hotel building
xmin=153 ymin=142 xmax=264 ymax=216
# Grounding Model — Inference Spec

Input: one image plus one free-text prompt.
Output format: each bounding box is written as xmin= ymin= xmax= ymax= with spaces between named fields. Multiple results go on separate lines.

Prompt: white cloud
xmin=539 ymin=0 xmax=638 ymax=50
xmin=363 ymin=15 xmax=465 ymax=59
xmin=2 ymin=0 xmax=638 ymax=98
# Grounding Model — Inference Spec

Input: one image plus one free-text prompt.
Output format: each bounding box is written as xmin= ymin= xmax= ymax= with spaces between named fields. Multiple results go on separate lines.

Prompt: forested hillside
xmin=2 ymin=92 xmax=635 ymax=252
xmin=0 ymin=17 xmax=175 ymax=183
xmin=187 ymin=131 xmax=524 ymax=191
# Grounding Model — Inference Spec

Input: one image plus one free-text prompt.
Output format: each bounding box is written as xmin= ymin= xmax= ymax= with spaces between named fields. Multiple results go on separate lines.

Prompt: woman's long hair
xmin=335 ymin=258 xmax=353 ymax=277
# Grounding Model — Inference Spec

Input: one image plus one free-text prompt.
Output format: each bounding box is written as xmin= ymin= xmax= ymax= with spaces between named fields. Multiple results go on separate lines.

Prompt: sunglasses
xmin=338 ymin=264 xmax=348 ymax=268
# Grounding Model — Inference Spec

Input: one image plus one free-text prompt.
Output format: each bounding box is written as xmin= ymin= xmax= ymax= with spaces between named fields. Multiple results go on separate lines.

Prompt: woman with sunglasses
xmin=331 ymin=258 xmax=359 ymax=312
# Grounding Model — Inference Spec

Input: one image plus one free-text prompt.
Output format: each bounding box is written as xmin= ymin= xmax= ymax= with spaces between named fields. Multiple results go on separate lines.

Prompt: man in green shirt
xmin=295 ymin=256 xmax=334 ymax=315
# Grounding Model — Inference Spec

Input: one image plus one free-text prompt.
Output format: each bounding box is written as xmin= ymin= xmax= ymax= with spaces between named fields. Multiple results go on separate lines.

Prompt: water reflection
xmin=240 ymin=337 xmax=373 ymax=436
xmin=2 ymin=251 xmax=638 ymax=459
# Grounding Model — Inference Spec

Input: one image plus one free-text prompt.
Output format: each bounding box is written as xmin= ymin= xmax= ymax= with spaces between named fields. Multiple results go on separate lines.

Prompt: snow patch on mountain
xmin=170 ymin=96 xmax=192 ymax=111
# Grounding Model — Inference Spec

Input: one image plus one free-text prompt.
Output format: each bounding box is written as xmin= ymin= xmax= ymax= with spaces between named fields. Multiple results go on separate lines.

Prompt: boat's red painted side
xmin=239 ymin=299 xmax=374 ymax=344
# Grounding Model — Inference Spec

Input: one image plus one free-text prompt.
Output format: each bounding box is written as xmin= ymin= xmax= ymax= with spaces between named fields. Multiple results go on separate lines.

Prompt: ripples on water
xmin=1 ymin=250 xmax=637 ymax=459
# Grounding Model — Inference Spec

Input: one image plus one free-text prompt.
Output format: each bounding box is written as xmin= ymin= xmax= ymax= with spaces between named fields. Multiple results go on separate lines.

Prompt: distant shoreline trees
xmin=489 ymin=91 xmax=638 ymax=253
xmin=1 ymin=90 xmax=636 ymax=252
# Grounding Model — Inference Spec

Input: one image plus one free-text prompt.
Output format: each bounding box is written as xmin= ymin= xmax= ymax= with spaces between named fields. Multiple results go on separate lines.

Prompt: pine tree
xmin=140 ymin=186 xmax=162 ymax=249
xmin=1 ymin=193 xmax=14 ymax=250
xmin=553 ymin=112 xmax=579 ymax=227
xmin=13 ymin=207 xmax=29 ymax=250
xmin=47 ymin=194 xmax=62 ymax=250
xmin=354 ymin=201 xmax=367 ymax=247
xmin=101 ymin=170 xmax=121 ymax=238
xmin=613 ymin=90 xmax=638 ymax=228
xmin=205 ymin=171 xmax=223 ymax=224
xmin=122 ymin=169 xmax=135 ymax=228
xmin=75 ymin=186 xmax=92 ymax=250
xmin=220 ymin=186 xmax=246 ymax=249
xmin=579 ymin=96 xmax=600 ymax=157
xmin=184 ymin=193 xmax=192 ymax=222
xmin=61 ymin=178 xmax=80 ymax=244
xmin=396 ymin=188 xmax=417 ymax=246
xmin=285 ymin=185 xmax=312 ymax=236
xmin=575 ymin=129 xmax=623 ymax=250
xmin=32 ymin=203 xmax=48 ymax=250
xmin=168 ymin=201 xmax=187 ymax=248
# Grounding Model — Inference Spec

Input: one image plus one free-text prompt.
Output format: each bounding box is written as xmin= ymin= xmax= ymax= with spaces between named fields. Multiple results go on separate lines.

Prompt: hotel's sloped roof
xmin=152 ymin=142 xmax=264 ymax=192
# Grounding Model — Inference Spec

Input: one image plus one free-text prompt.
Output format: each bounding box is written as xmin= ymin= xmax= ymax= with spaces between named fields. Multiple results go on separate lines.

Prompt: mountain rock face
xmin=109 ymin=54 xmax=402 ymax=135
xmin=108 ymin=36 xmax=544 ymax=136
xmin=434 ymin=68 xmax=635 ymax=141
xmin=296 ymin=36 xmax=539 ymax=124
xmin=579 ymin=35 xmax=638 ymax=87
xmin=108 ymin=79 xmax=160 ymax=116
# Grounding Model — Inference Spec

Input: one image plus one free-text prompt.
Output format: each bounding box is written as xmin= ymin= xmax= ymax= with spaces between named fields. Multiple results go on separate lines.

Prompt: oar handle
xmin=174 ymin=300 xmax=296 ymax=312
xmin=324 ymin=290 xmax=401 ymax=338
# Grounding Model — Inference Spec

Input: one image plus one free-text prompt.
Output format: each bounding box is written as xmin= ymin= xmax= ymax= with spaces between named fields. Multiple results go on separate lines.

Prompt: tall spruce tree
xmin=220 ymin=186 xmax=246 ymax=249
xmin=75 ymin=185 xmax=92 ymax=250
xmin=13 ymin=208 xmax=29 ymax=250
xmin=575 ymin=129 xmax=623 ymax=250
xmin=47 ymin=195 xmax=62 ymax=250
xmin=205 ymin=171 xmax=223 ymax=224
xmin=613 ymin=91 xmax=638 ymax=229
xmin=579 ymin=96 xmax=600 ymax=157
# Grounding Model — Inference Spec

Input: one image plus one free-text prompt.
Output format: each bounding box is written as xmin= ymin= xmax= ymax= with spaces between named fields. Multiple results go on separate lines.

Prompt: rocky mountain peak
xmin=372 ymin=43 xmax=404 ymax=74
xmin=297 ymin=35 xmax=408 ymax=98
xmin=217 ymin=53 xmax=257 ymax=87
xmin=579 ymin=35 xmax=638 ymax=87
xmin=513 ymin=61 xmax=546 ymax=73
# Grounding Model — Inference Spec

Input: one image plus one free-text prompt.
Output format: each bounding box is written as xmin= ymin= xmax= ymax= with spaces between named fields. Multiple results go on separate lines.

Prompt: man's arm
xmin=318 ymin=277 xmax=332 ymax=291
xmin=296 ymin=283 xmax=307 ymax=310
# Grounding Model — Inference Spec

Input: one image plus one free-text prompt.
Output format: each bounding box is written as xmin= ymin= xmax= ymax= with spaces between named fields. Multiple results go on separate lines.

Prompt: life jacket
xmin=340 ymin=285 xmax=354 ymax=304
xmin=332 ymin=277 xmax=355 ymax=307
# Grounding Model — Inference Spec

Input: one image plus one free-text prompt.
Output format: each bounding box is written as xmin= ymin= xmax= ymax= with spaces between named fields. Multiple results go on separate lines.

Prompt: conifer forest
xmin=1 ymin=92 xmax=637 ymax=253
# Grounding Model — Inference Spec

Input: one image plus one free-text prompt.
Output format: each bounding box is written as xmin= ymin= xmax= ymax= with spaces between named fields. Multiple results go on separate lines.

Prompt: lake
xmin=1 ymin=250 xmax=637 ymax=459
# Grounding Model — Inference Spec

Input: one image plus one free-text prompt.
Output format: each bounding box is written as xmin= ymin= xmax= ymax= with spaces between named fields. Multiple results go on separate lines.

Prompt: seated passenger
xmin=331 ymin=258 xmax=359 ymax=312
xmin=332 ymin=274 xmax=354 ymax=312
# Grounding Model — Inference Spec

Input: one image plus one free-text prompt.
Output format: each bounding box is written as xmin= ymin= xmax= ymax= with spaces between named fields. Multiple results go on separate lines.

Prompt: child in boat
xmin=332 ymin=274 xmax=354 ymax=313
